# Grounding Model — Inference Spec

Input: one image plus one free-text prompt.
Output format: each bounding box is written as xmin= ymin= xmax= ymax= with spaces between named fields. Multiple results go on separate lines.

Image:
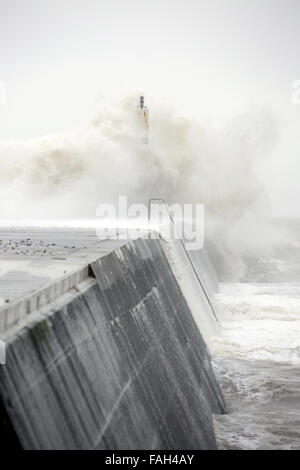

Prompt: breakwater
xmin=0 ymin=235 xmax=225 ymax=449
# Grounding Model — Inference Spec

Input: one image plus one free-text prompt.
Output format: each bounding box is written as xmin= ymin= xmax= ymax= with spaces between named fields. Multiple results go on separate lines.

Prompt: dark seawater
xmin=212 ymin=219 xmax=300 ymax=449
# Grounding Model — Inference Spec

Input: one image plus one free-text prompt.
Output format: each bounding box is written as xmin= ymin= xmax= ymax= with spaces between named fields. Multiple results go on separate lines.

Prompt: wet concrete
xmin=0 ymin=234 xmax=224 ymax=449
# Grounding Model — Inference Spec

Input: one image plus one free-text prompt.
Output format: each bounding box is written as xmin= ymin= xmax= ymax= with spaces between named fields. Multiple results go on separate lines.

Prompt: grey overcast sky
xmin=0 ymin=0 xmax=300 ymax=214
xmin=0 ymin=0 xmax=299 ymax=137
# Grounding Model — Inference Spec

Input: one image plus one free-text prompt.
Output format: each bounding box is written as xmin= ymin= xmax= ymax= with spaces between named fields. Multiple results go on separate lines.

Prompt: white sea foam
xmin=213 ymin=276 xmax=300 ymax=449
xmin=213 ymin=283 xmax=300 ymax=363
xmin=0 ymin=93 xmax=286 ymax=279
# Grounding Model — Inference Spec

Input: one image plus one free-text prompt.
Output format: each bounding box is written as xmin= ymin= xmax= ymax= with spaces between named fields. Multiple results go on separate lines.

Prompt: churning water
xmin=212 ymin=220 xmax=300 ymax=450
xmin=1 ymin=93 xmax=297 ymax=448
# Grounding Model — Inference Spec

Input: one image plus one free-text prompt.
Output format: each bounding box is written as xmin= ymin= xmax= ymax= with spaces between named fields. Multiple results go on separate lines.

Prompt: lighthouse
xmin=138 ymin=96 xmax=149 ymax=145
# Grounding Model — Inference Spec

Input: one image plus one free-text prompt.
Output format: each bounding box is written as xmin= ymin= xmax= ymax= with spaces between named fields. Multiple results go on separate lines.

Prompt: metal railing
xmin=148 ymin=198 xmax=219 ymax=322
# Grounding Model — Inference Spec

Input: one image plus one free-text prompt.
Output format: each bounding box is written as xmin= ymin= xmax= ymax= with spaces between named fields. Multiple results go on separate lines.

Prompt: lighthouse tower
xmin=138 ymin=96 xmax=149 ymax=145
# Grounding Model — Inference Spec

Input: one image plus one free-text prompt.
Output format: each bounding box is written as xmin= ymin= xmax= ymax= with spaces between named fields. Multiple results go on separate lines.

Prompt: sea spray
xmin=0 ymin=93 xmax=283 ymax=279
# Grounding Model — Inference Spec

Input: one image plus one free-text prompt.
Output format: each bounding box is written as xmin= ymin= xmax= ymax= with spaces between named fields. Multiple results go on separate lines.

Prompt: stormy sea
xmin=212 ymin=219 xmax=300 ymax=450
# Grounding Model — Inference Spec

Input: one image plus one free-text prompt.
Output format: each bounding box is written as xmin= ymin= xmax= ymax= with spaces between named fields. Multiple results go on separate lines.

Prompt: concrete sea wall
xmin=162 ymin=238 xmax=220 ymax=346
xmin=0 ymin=237 xmax=225 ymax=449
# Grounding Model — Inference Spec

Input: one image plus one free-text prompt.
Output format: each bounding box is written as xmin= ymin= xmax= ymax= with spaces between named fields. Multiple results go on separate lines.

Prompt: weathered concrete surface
xmin=0 ymin=226 xmax=129 ymax=261
xmin=188 ymin=243 xmax=219 ymax=298
xmin=0 ymin=228 xmax=131 ymax=334
xmin=162 ymin=238 xmax=220 ymax=346
xmin=0 ymin=227 xmax=129 ymax=305
xmin=0 ymin=264 xmax=89 ymax=334
xmin=0 ymin=236 xmax=225 ymax=450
